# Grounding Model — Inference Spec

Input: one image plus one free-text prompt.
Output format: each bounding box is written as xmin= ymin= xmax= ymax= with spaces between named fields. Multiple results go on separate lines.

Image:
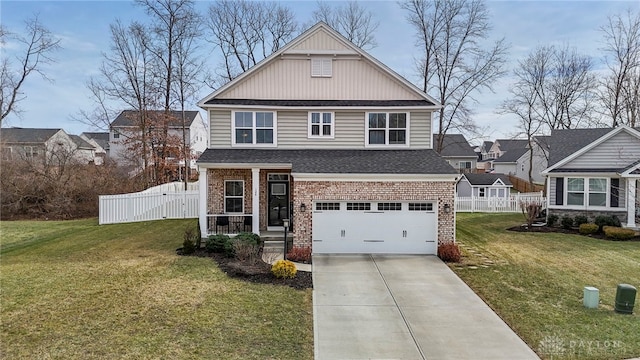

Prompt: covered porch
xmin=622 ymin=169 xmax=639 ymax=229
xmin=198 ymin=164 xmax=295 ymax=237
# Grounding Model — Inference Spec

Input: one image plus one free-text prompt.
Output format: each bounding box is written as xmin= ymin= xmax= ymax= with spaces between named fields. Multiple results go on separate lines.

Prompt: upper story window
xmin=308 ymin=112 xmax=334 ymax=138
xmin=365 ymin=112 xmax=408 ymax=146
xmin=311 ymin=58 xmax=332 ymax=77
xmin=232 ymin=111 xmax=276 ymax=146
xmin=113 ymin=131 xmax=120 ymax=139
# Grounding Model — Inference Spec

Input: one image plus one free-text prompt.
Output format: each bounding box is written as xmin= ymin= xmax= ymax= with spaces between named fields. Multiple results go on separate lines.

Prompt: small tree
xmin=520 ymin=200 xmax=543 ymax=228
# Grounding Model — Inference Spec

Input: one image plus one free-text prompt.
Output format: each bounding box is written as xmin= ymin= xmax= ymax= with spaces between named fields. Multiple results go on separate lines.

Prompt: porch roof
xmin=196 ymin=148 xmax=457 ymax=175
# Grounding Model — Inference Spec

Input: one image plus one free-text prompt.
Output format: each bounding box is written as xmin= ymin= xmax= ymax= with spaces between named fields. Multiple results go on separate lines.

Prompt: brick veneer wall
xmin=207 ymin=169 xmax=252 ymax=215
xmin=292 ymin=180 xmax=456 ymax=249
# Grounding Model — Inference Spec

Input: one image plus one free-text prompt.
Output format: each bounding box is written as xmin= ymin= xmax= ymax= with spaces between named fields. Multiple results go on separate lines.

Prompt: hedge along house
xmin=541 ymin=125 xmax=640 ymax=229
xmin=196 ymin=22 xmax=458 ymax=255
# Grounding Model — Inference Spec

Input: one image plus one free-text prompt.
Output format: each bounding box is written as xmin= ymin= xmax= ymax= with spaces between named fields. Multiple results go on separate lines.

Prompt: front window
xmin=459 ymin=161 xmax=472 ymax=173
xmin=308 ymin=112 xmax=333 ymax=138
xmin=233 ymin=111 xmax=275 ymax=146
xmin=366 ymin=112 xmax=408 ymax=146
xmin=224 ymin=180 xmax=244 ymax=213
xmin=479 ymin=188 xmax=485 ymax=197
xmin=588 ymin=178 xmax=607 ymax=206
xmin=567 ymin=178 xmax=584 ymax=205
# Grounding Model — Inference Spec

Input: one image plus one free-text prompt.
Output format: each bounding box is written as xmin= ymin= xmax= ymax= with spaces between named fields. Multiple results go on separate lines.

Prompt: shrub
xmin=235 ymin=232 xmax=261 ymax=246
xmin=579 ymin=223 xmax=599 ymax=235
xmin=437 ymin=242 xmax=461 ymax=263
xmin=603 ymin=226 xmax=636 ymax=240
xmin=182 ymin=226 xmax=198 ymax=254
xmin=547 ymin=214 xmax=558 ymax=226
xmin=271 ymin=260 xmax=297 ymax=279
xmin=561 ymin=216 xmax=574 ymax=229
xmin=206 ymin=234 xmax=234 ymax=256
xmin=232 ymin=241 xmax=261 ymax=263
xmin=520 ymin=200 xmax=543 ymax=228
xmin=287 ymin=247 xmax=312 ymax=263
xmin=594 ymin=215 xmax=622 ymax=231
xmin=573 ymin=215 xmax=589 ymax=227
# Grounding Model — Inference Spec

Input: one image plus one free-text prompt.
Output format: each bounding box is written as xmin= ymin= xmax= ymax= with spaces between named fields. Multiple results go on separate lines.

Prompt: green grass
xmin=453 ymin=213 xmax=640 ymax=360
xmin=0 ymin=219 xmax=313 ymax=359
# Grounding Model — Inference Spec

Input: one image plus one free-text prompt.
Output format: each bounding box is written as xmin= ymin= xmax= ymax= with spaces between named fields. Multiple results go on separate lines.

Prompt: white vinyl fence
xmin=456 ymin=192 xmax=546 ymax=213
xmin=99 ymin=182 xmax=199 ymax=225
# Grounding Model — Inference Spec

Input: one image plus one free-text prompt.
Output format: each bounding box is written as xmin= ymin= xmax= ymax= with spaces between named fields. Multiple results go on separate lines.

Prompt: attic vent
xmin=311 ymin=58 xmax=332 ymax=77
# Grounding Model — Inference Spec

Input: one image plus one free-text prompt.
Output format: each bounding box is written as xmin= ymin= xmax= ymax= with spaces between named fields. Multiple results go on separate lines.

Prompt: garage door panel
xmin=312 ymin=201 xmax=438 ymax=255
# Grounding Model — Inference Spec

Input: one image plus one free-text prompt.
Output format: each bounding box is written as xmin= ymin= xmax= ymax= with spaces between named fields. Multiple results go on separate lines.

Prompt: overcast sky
xmin=2 ymin=0 xmax=638 ymax=143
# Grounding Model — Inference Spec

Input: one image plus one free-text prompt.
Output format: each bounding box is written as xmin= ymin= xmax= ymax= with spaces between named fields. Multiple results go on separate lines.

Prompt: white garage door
xmin=312 ymin=201 xmax=438 ymax=254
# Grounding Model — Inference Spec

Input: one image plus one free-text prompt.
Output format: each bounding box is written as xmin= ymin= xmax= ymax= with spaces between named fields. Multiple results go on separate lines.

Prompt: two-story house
xmin=1 ymin=128 xmax=94 ymax=164
xmin=109 ymin=110 xmax=208 ymax=170
xmin=196 ymin=22 xmax=458 ymax=255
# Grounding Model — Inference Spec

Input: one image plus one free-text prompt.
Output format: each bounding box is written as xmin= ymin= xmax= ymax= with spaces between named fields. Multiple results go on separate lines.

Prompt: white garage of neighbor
xmin=312 ymin=201 xmax=438 ymax=254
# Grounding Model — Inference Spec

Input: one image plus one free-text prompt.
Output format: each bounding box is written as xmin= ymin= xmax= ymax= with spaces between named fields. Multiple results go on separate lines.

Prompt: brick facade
xmin=292 ymin=180 xmax=456 ymax=249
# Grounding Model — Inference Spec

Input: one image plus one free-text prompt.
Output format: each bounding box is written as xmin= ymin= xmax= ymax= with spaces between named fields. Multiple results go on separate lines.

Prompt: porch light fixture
xmin=444 ymin=204 xmax=451 ymax=213
xmin=300 ymin=203 xmax=307 ymax=212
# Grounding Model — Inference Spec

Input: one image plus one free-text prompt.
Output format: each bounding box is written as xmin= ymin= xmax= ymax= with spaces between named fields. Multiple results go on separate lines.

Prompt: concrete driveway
xmin=313 ymin=255 xmax=539 ymax=360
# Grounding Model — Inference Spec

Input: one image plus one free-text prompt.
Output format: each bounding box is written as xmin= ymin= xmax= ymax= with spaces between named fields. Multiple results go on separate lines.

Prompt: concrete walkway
xmin=313 ymin=255 xmax=540 ymax=360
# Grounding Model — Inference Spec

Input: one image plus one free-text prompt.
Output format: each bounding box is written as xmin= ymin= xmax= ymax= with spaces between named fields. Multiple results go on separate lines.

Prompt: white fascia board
xmin=196 ymin=163 xmax=292 ymax=170
xmin=545 ymin=171 xmax=620 ymax=177
xmin=292 ymin=173 xmax=458 ymax=182
xmin=620 ymin=162 xmax=640 ymax=176
xmin=199 ymin=104 xmax=442 ymax=111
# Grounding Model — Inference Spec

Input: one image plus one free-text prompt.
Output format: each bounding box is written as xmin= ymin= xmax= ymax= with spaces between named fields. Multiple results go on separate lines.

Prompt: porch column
xmin=199 ymin=166 xmax=208 ymax=238
xmin=627 ymin=178 xmax=637 ymax=228
xmin=252 ymin=168 xmax=260 ymax=236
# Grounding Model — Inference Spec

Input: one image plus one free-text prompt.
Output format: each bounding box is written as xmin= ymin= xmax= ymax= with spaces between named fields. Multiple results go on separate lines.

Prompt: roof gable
xmin=544 ymin=126 xmax=640 ymax=173
xmin=199 ymin=22 xmax=440 ymax=106
xmin=493 ymin=148 xmax=528 ymax=163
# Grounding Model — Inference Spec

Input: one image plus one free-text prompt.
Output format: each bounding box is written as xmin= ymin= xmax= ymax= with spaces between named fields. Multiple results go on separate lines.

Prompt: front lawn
xmin=454 ymin=213 xmax=640 ymax=360
xmin=0 ymin=219 xmax=313 ymax=359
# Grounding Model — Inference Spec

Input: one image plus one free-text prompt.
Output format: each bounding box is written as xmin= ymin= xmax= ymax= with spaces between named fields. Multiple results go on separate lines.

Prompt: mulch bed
xmin=507 ymin=224 xmax=640 ymax=241
xmin=179 ymin=249 xmax=313 ymax=290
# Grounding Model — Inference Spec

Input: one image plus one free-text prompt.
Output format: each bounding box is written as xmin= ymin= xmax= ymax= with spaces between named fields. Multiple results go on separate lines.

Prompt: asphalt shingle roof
xmin=433 ymin=134 xmax=476 ymax=157
xmin=493 ymin=147 xmax=528 ymax=163
xmin=496 ymin=139 xmax=528 ymax=151
xmin=462 ymin=173 xmax=512 ymax=186
xmin=70 ymin=135 xmax=94 ymax=149
xmin=547 ymin=128 xmax=614 ymax=166
xmin=197 ymin=149 xmax=458 ymax=175
xmin=81 ymin=132 xmax=109 ymax=150
xmin=111 ymin=110 xmax=200 ymax=127
xmin=203 ymin=99 xmax=435 ymax=107
xmin=1 ymin=128 xmax=61 ymax=144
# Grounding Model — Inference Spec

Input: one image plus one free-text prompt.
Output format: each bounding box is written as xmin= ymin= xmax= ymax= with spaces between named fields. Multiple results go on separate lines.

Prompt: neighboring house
xmin=195 ymin=22 xmax=458 ymax=255
xmin=81 ymin=132 xmax=110 ymax=162
xmin=489 ymin=138 xmax=549 ymax=185
xmin=542 ymin=125 xmax=640 ymax=229
xmin=109 ymin=110 xmax=208 ymax=169
xmin=1 ymin=128 xmax=94 ymax=164
xmin=433 ymin=133 xmax=477 ymax=173
xmin=488 ymin=139 xmax=529 ymax=159
xmin=456 ymin=173 xmax=513 ymax=198
xmin=69 ymin=135 xmax=96 ymax=164
xmin=475 ymin=140 xmax=494 ymax=171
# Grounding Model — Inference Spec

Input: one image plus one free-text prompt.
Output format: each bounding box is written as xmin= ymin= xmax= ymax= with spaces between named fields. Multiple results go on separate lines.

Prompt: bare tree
xmin=503 ymin=45 xmax=597 ymax=132
xmin=599 ymin=9 xmax=640 ymax=127
xmin=0 ymin=15 xmax=60 ymax=125
xmin=206 ymin=0 xmax=298 ymax=87
xmin=401 ymin=0 xmax=508 ymax=152
xmin=310 ymin=1 xmax=379 ymax=50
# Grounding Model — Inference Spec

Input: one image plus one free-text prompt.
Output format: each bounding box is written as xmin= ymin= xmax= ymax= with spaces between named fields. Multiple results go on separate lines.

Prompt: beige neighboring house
xmin=1 ymin=128 xmax=95 ymax=164
xmin=80 ymin=132 xmax=109 ymax=164
xmin=109 ymin=110 xmax=208 ymax=170
xmin=196 ymin=22 xmax=458 ymax=255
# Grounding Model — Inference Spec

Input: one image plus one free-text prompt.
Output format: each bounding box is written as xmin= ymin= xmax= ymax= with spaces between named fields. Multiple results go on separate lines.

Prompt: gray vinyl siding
xmin=548 ymin=176 xmax=627 ymax=208
xmin=564 ymin=131 xmax=640 ymax=169
xmin=278 ymin=110 xmax=364 ymax=148
xmin=549 ymin=176 xmax=557 ymax=205
xmin=456 ymin=179 xmax=472 ymax=197
xmin=409 ymin=111 xmax=432 ymax=148
xmin=210 ymin=109 xmax=231 ymax=147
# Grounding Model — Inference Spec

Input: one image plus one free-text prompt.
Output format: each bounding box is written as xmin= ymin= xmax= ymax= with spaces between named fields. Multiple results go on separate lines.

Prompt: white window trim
xmin=231 ymin=111 xmax=278 ymax=147
xmin=311 ymin=58 xmax=332 ymax=77
xmin=307 ymin=111 xmax=335 ymax=139
xmin=224 ymin=180 xmax=244 ymax=214
xmin=364 ymin=112 xmax=410 ymax=148
xmin=560 ymin=177 xmax=610 ymax=209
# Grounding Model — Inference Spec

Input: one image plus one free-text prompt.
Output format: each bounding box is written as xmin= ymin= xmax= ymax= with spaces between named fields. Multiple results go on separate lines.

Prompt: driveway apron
xmin=313 ymin=254 xmax=540 ymax=360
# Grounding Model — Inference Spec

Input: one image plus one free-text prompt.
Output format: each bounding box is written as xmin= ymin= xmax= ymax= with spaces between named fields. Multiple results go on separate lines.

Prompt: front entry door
xmin=267 ymin=174 xmax=289 ymax=227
